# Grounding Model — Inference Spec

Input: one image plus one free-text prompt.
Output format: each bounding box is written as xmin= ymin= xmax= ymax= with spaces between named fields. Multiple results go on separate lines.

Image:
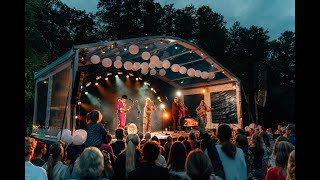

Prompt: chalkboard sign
xmin=211 ymin=90 xmax=237 ymax=124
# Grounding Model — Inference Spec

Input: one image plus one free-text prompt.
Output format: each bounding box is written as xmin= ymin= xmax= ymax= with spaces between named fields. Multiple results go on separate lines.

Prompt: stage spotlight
xmin=95 ymin=82 xmax=98 ymax=86
xmin=144 ymin=82 xmax=150 ymax=86
xmin=85 ymin=92 xmax=88 ymax=95
xmin=138 ymin=77 xmax=142 ymax=80
xmin=107 ymin=73 xmax=112 ymax=76
xmin=105 ymin=77 xmax=108 ymax=80
xmin=124 ymin=47 xmax=128 ymax=51
xmin=126 ymin=75 xmax=129 ymax=78
xmin=129 ymin=73 xmax=134 ymax=76
xmin=80 ymin=85 xmax=83 ymax=89
xmin=96 ymin=76 xmax=102 ymax=80
xmin=176 ymin=91 xmax=181 ymax=97
xmin=115 ymin=75 xmax=118 ymax=77
xmin=150 ymin=87 xmax=154 ymax=91
xmin=160 ymin=103 xmax=165 ymax=109
xmin=77 ymin=102 xmax=81 ymax=105
xmin=75 ymin=115 xmax=78 ymax=119
xmin=163 ymin=112 xmax=169 ymax=119
xmin=202 ymin=88 xmax=206 ymax=93
xmin=136 ymin=78 xmax=138 ymax=81
xmin=86 ymin=82 xmax=91 ymax=87
xmin=117 ymin=72 xmax=123 ymax=74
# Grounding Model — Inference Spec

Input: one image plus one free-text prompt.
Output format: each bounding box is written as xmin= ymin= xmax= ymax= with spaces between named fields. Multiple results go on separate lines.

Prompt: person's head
xmin=174 ymin=97 xmax=178 ymax=103
xmin=106 ymin=134 xmax=113 ymax=145
xmin=121 ymin=95 xmax=127 ymax=103
xmin=235 ymin=134 xmax=249 ymax=153
xmin=151 ymin=135 xmax=160 ymax=143
xmin=182 ymin=140 xmax=193 ymax=155
xmin=189 ymin=132 xmax=196 ymax=141
xmin=250 ymin=133 xmax=264 ymax=149
xmin=75 ymin=147 xmax=105 ymax=178
xmin=274 ymin=141 xmax=294 ymax=170
xmin=46 ymin=143 xmax=65 ymax=179
xmin=145 ymin=132 xmax=151 ymax=141
xmin=286 ymin=124 xmax=295 ymax=136
xmin=167 ymin=135 xmax=173 ymax=144
xmin=142 ymin=140 xmax=161 ymax=163
xmin=277 ymin=124 xmax=283 ymax=130
xmin=167 ymin=141 xmax=187 ymax=172
xmin=260 ymin=131 xmax=270 ymax=148
xmin=145 ymin=97 xmax=151 ymax=105
xmin=185 ymin=149 xmax=213 ymax=180
xmin=236 ymin=128 xmax=245 ymax=136
xmin=32 ymin=140 xmax=47 ymax=160
xmin=137 ymin=131 xmax=144 ymax=141
xmin=115 ymin=128 xmax=124 ymax=140
xmin=85 ymin=111 xmax=92 ymax=125
xmin=287 ymin=150 xmax=295 ymax=180
xmin=178 ymin=135 xmax=185 ymax=142
xmin=89 ymin=109 xmax=103 ymax=123
xmin=25 ymin=137 xmax=37 ymax=160
xmin=217 ymin=124 xmax=237 ymax=158
xmin=125 ymin=134 xmax=140 ymax=176
xmin=200 ymin=100 xmax=205 ymax=106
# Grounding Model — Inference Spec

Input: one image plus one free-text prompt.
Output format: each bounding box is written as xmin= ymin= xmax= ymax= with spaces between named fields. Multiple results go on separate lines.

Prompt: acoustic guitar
xmin=196 ymin=108 xmax=213 ymax=117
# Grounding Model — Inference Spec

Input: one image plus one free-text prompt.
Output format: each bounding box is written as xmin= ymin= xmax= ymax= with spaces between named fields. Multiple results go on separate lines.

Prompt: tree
xmin=173 ymin=5 xmax=196 ymax=40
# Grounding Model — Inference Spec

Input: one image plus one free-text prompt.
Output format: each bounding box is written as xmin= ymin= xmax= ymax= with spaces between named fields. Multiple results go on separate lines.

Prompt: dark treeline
xmin=25 ymin=0 xmax=295 ymax=130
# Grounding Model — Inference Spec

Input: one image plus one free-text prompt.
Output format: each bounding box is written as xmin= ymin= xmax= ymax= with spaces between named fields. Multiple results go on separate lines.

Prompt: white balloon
xmin=156 ymin=61 xmax=163 ymax=68
xmin=208 ymin=72 xmax=216 ymax=80
xmin=141 ymin=62 xmax=149 ymax=70
xmin=133 ymin=62 xmax=141 ymax=71
xmin=90 ymin=55 xmax=101 ymax=64
xmin=72 ymin=134 xmax=85 ymax=145
xmin=150 ymin=69 xmax=157 ymax=75
xmin=124 ymin=61 xmax=133 ymax=70
xmin=141 ymin=51 xmax=151 ymax=60
xmin=201 ymin=71 xmax=209 ymax=79
xmin=116 ymin=56 xmax=122 ymax=61
xmin=195 ymin=70 xmax=201 ymax=77
xmin=129 ymin=44 xmax=139 ymax=55
xmin=114 ymin=60 xmax=123 ymax=69
xmin=187 ymin=68 xmax=195 ymax=77
xmin=162 ymin=60 xmax=171 ymax=69
xmin=179 ymin=66 xmax=187 ymax=74
xmin=150 ymin=55 xmax=159 ymax=65
xmin=159 ymin=69 xmax=166 ymax=76
xmin=149 ymin=63 xmax=156 ymax=69
xmin=171 ymin=64 xmax=180 ymax=72
xmin=73 ymin=129 xmax=87 ymax=141
xmin=57 ymin=129 xmax=71 ymax=140
xmin=102 ymin=58 xmax=112 ymax=67
xmin=141 ymin=69 xmax=149 ymax=75
xmin=62 ymin=133 xmax=73 ymax=145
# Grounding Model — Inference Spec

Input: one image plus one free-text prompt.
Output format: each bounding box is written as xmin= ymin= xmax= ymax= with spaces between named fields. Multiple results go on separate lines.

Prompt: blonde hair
xmin=125 ymin=134 xmax=140 ymax=177
xmin=75 ymin=147 xmax=104 ymax=178
xmin=25 ymin=137 xmax=37 ymax=156
xmin=286 ymin=150 xmax=295 ymax=180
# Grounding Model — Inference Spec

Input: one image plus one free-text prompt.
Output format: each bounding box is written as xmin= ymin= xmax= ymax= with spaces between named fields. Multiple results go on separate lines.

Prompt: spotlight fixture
xmin=138 ymin=77 xmax=142 ymax=80
xmin=211 ymin=64 xmax=214 ymax=67
xmin=77 ymin=102 xmax=81 ymax=105
xmin=86 ymin=82 xmax=92 ymax=87
xmin=201 ymin=53 xmax=204 ymax=56
xmin=124 ymin=47 xmax=128 ymax=51
xmin=160 ymin=103 xmax=165 ymax=109
xmin=85 ymin=92 xmax=88 ymax=95
xmin=176 ymin=91 xmax=182 ymax=97
xmin=126 ymin=75 xmax=129 ymax=78
xmin=115 ymin=75 xmax=119 ymax=77
xmin=105 ymin=77 xmax=108 ymax=80
xmin=144 ymin=82 xmax=150 ymax=86
xmin=117 ymin=72 xmax=123 ymax=74
xmin=129 ymin=73 xmax=134 ymax=76
xmin=107 ymin=73 xmax=112 ymax=76
xmin=202 ymin=88 xmax=206 ymax=93
xmin=136 ymin=78 xmax=138 ymax=81
xmin=96 ymin=76 xmax=102 ymax=80
xmin=95 ymin=82 xmax=99 ymax=86
xmin=75 ymin=115 xmax=78 ymax=119
xmin=145 ymin=44 xmax=148 ymax=49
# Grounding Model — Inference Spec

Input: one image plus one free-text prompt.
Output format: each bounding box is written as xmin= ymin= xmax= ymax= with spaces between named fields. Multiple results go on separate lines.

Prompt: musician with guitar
xmin=115 ymin=95 xmax=131 ymax=128
xmin=143 ymin=97 xmax=156 ymax=133
xmin=195 ymin=100 xmax=212 ymax=127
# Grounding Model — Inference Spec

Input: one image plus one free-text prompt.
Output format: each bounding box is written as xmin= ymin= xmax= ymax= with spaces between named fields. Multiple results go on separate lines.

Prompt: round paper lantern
xmin=156 ymin=61 xmax=163 ymax=68
xmin=187 ymin=68 xmax=195 ymax=77
xmin=102 ymin=58 xmax=112 ymax=68
xmin=195 ymin=70 xmax=201 ymax=77
xmin=179 ymin=66 xmax=187 ymax=74
xmin=141 ymin=51 xmax=151 ymax=60
xmin=72 ymin=134 xmax=85 ymax=145
xmin=150 ymin=55 xmax=159 ymax=65
xmin=73 ymin=129 xmax=87 ymax=141
xmin=57 ymin=129 xmax=71 ymax=140
xmin=90 ymin=55 xmax=100 ymax=64
xmin=208 ymin=72 xmax=216 ymax=80
xmin=149 ymin=63 xmax=156 ymax=69
xmin=124 ymin=61 xmax=133 ymax=70
xmin=141 ymin=62 xmax=149 ymax=70
xmin=114 ymin=60 xmax=123 ymax=69
xmin=201 ymin=71 xmax=209 ymax=79
xmin=133 ymin=62 xmax=141 ymax=71
xmin=116 ymin=56 xmax=122 ymax=61
xmin=150 ymin=69 xmax=157 ymax=75
xmin=61 ymin=133 xmax=73 ymax=145
xmin=129 ymin=44 xmax=139 ymax=55
xmin=127 ymin=123 xmax=138 ymax=135
xmin=159 ymin=69 xmax=166 ymax=76
xmin=162 ymin=60 xmax=171 ymax=69
xmin=141 ymin=69 xmax=148 ymax=75
xmin=171 ymin=64 xmax=180 ymax=72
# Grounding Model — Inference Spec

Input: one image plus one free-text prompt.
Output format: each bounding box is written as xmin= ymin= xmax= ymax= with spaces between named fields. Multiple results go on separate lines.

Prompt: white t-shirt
xmin=25 ymin=161 xmax=48 ymax=180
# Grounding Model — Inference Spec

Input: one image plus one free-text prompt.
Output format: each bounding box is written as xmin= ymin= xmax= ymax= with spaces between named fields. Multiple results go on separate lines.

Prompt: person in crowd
xmin=31 ymin=139 xmax=47 ymax=167
xmin=164 ymin=135 xmax=173 ymax=161
xmin=178 ymin=135 xmax=185 ymax=142
xmin=285 ymin=124 xmax=295 ymax=146
xmin=182 ymin=140 xmax=193 ymax=156
xmin=113 ymin=134 xmax=141 ymax=180
xmin=85 ymin=110 xmax=108 ymax=148
xmin=286 ymin=150 xmax=295 ymax=180
xmin=111 ymin=128 xmax=126 ymax=157
xmin=248 ymin=133 xmax=265 ymax=180
xmin=216 ymin=123 xmax=247 ymax=180
xmin=235 ymin=134 xmax=254 ymax=180
xmin=42 ymin=142 xmax=71 ymax=180
xmin=188 ymin=132 xmax=199 ymax=150
xmin=184 ymin=149 xmax=223 ymax=180
xmin=266 ymin=128 xmax=275 ymax=152
xmin=269 ymin=135 xmax=290 ymax=167
xmin=71 ymin=146 xmax=109 ymax=180
xmin=151 ymin=136 xmax=167 ymax=167
xmin=128 ymin=141 xmax=170 ymax=180
xmin=100 ymin=133 xmax=116 ymax=167
xmin=172 ymin=97 xmax=181 ymax=133
xmin=137 ymin=132 xmax=144 ymax=144
xmin=140 ymin=132 xmax=151 ymax=147
xmin=25 ymin=137 xmax=48 ymax=180
xmin=265 ymin=141 xmax=294 ymax=180
xmin=166 ymin=141 xmax=187 ymax=180
xmin=274 ymin=124 xmax=283 ymax=139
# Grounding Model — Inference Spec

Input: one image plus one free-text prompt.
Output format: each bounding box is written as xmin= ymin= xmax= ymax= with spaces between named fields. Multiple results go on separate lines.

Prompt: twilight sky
xmin=60 ymin=0 xmax=295 ymax=40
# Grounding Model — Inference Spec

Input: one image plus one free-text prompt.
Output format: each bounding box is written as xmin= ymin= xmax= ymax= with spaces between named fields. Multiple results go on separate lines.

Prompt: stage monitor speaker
xmin=71 ymin=71 xmax=84 ymax=105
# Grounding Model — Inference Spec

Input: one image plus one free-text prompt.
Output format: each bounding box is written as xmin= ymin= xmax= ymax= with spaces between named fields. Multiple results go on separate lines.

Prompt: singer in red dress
xmin=115 ymin=95 xmax=128 ymax=128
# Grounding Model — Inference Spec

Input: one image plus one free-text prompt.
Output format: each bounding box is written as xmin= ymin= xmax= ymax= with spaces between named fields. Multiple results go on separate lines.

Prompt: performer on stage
xmin=143 ymin=98 xmax=156 ymax=133
xmin=195 ymin=100 xmax=211 ymax=127
xmin=171 ymin=97 xmax=181 ymax=133
xmin=115 ymin=95 xmax=129 ymax=128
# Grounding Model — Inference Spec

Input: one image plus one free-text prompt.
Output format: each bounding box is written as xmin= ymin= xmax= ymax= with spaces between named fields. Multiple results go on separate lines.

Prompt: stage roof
xmin=35 ymin=36 xmax=239 ymax=89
